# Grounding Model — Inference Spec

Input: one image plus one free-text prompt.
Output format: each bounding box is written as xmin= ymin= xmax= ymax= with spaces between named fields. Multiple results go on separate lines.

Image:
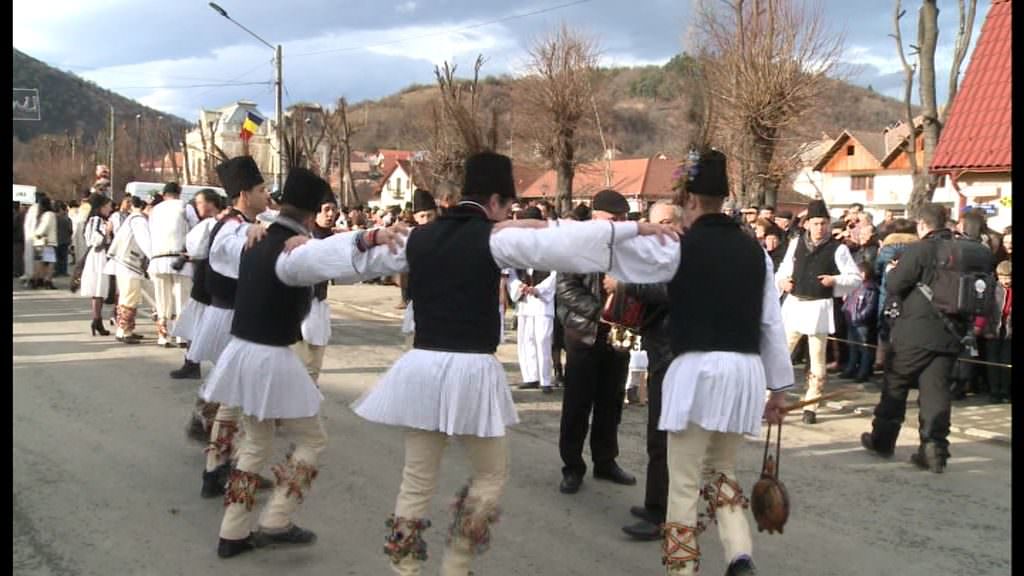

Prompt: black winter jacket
xmin=887 ymin=229 xmax=993 ymax=354
xmin=624 ymin=282 xmax=672 ymax=372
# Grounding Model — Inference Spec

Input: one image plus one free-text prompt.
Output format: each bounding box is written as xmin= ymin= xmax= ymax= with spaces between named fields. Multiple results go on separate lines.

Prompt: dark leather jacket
xmin=556 ymin=272 xmax=603 ymax=348
xmin=624 ymin=282 xmax=672 ymax=372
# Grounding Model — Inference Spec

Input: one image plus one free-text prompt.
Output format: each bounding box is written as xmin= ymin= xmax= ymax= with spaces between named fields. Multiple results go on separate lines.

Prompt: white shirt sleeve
xmin=132 ymin=216 xmax=152 ymax=258
xmin=85 ymin=218 xmax=107 ymax=248
xmin=533 ymin=270 xmax=558 ymax=302
xmin=185 ymin=203 xmax=200 ymax=229
xmin=185 ymin=218 xmax=215 ymax=259
xmin=506 ymin=269 xmax=524 ymax=302
xmin=349 ymin=232 xmax=410 ymax=278
xmin=607 ymin=235 xmax=680 ymax=284
xmin=209 ymin=219 xmax=248 ymax=279
xmin=758 ymin=251 xmax=795 ymax=392
xmin=832 ymin=244 xmax=863 ymax=299
xmin=274 ymin=231 xmax=385 ymax=287
xmin=488 ymin=220 xmax=641 ymax=273
xmin=775 ymin=238 xmax=799 ymax=291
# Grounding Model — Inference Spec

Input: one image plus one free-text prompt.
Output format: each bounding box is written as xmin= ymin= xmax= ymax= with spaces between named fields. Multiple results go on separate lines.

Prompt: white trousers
xmin=152 ymin=273 xmax=192 ymax=336
xmin=786 ymin=331 xmax=828 ymax=411
xmin=516 ymin=315 xmax=553 ymax=388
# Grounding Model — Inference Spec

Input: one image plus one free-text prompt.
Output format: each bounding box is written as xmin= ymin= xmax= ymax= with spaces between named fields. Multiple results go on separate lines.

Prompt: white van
xmin=124 ymin=182 xmax=227 ymax=204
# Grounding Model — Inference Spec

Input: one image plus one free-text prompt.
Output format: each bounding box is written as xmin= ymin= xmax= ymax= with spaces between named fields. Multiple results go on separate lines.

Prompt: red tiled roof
xmin=513 ymin=163 xmax=548 ymax=196
xmin=521 ymin=157 xmax=676 ymax=199
xmin=930 ymin=0 xmax=1012 ymax=173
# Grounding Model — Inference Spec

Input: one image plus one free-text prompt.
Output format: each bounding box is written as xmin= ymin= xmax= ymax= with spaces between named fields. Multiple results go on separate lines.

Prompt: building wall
xmin=368 ymin=165 xmax=412 ymax=209
xmin=956 ymin=173 xmax=1012 ymax=231
xmin=821 ymin=137 xmax=882 ymax=172
xmin=820 ymin=170 xmax=960 ymax=223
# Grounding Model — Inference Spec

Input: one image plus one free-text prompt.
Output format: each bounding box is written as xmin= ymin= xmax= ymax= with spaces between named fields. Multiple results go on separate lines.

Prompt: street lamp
xmin=208 ymin=2 xmax=284 ymax=191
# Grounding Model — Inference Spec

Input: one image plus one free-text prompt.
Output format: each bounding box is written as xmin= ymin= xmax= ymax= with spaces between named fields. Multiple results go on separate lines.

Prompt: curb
xmin=823 ymin=400 xmax=1011 ymax=447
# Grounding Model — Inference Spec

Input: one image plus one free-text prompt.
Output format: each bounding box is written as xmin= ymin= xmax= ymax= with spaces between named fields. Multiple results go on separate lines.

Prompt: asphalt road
xmin=13 ymin=284 xmax=1011 ymax=576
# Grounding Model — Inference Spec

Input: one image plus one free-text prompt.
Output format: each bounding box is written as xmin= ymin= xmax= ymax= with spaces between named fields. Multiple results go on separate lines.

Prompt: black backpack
xmin=920 ymin=238 xmax=996 ymax=318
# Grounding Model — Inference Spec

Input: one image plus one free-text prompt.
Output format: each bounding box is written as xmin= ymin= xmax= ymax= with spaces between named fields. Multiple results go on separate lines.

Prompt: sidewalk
xmin=326 ymin=283 xmax=1012 ymax=446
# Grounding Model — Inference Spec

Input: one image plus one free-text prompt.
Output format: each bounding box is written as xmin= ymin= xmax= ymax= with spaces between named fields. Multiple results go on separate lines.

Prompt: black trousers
xmin=869 ymin=343 xmax=956 ymax=457
xmin=55 ymin=244 xmax=70 ymax=276
xmin=644 ymin=360 xmax=669 ymax=518
xmin=559 ymin=338 xmax=629 ymax=475
xmin=552 ymin=313 xmax=565 ymax=380
xmin=14 ymin=242 xmax=24 ymax=278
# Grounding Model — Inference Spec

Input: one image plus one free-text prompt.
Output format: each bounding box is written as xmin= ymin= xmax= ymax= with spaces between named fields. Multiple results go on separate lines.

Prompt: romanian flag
xmin=240 ymin=111 xmax=264 ymax=142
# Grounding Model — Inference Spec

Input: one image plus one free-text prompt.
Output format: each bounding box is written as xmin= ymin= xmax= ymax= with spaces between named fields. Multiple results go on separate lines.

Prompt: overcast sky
xmin=14 ymin=0 xmax=989 ymax=122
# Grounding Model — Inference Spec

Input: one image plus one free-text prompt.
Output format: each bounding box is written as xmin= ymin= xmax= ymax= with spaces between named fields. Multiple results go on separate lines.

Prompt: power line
xmin=106 ymin=81 xmax=271 ymax=90
xmin=291 ymin=0 xmax=592 ymax=58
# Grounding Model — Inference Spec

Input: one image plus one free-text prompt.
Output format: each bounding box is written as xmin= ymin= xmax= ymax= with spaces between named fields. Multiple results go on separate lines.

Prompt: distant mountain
xmin=345 ymin=54 xmax=916 ymax=163
xmin=13 ymin=48 xmax=189 ymax=143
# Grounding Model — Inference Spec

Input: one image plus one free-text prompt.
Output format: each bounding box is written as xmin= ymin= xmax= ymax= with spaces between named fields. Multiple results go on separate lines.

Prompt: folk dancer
xmin=775 ymin=199 xmax=861 ymax=424
xmin=349 ymin=152 xmax=677 ymax=576
xmin=103 ymin=196 xmax=152 ymax=344
xmin=507 ymin=206 xmax=557 ymax=393
xmin=598 ymin=150 xmax=794 ymax=575
xmin=293 ymin=192 xmax=342 ymax=384
xmin=201 ymin=167 xmax=406 ymax=558
xmin=191 ymin=156 xmax=268 ymax=498
xmin=171 ymin=189 xmax=225 ymax=381
xmin=147 ymin=182 xmax=198 ymax=347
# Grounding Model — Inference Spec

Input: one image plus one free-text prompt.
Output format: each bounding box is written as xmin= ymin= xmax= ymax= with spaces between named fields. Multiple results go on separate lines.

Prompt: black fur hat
xmin=281 ymin=167 xmax=332 ymax=213
xmin=215 ymin=156 xmax=264 ymax=199
xmin=684 ymin=149 xmax=729 ymax=197
xmin=463 ymin=152 xmax=515 ymax=201
xmin=412 ymin=188 xmax=437 ymax=213
xmin=806 ymin=199 xmax=830 ymax=220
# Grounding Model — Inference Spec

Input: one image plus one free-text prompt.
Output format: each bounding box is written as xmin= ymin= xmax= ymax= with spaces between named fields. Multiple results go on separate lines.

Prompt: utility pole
xmin=109 ymin=105 xmax=115 ymax=199
xmin=275 ymin=44 xmax=284 ymax=191
xmin=135 ymin=113 xmax=142 ymax=176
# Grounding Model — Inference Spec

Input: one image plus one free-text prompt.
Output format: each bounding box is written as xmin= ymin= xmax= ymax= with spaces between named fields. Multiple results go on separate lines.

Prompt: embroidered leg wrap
xmin=700 ymin=471 xmax=749 ymax=525
xmin=205 ymin=418 xmax=238 ymax=462
xmin=198 ymin=401 xmax=221 ymax=436
xmin=117 ymin=305 xmax=137 ymax=332
xmin=270 ymin=457 xmax=319 ymax=503
xmin=384 ymin=516 xmax=431 ymax=563
xmin=446 ymin=485 xmax=501 ymax=556
xmin=156 ymin=318 xmax=169 ymax=338
xmin=662 ymin=522 xmax=701 ymax=571
xmin=224 ymin=468 xmax=260 ymax=511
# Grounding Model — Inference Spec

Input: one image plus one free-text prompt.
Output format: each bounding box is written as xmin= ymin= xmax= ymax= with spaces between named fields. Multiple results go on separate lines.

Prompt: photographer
xmin=861 ymin=204 xmax=994 ymax=473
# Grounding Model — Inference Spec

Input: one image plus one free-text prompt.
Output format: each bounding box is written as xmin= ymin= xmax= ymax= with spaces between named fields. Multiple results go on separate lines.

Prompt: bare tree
xmin=325 ymin=98 xmax=361 ymax=206
xmin=692 ymin=0 xmax=844 ymax=208
xmin=522 ymin=24 xmax=600 ymax=215
xmin=430 ymin=55 xmax=490 ymax=193
xmin=894 ymin=0 xmax=978 ymax=217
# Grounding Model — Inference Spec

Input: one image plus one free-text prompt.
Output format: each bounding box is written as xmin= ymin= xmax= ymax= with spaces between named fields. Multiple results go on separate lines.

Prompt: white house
xmin=184 ymin=101 xmax=281 ymax=186
xmin=367 ymin=159 xmax=432 ymax=210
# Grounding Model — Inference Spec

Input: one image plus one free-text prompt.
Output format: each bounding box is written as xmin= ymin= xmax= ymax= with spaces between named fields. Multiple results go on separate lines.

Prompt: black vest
xmin=792 ymin=235 xmax=840 ymax=299
xmin=408 ymin=204 xmax=500 ymax=353
xmin=188 ymin=219 xmax=213 ymax=305
xmin=204 ymin=210 xmax=248 ymax=309
xmin=669 ymin=213 xmax=765 ymax=355
xmin=514 ymin=269 xmax=551 ymax=287
xmin=311 ymin=224 xmax=333 ymax=301
xmin=230 ymin=222 xmax=313 ymax=346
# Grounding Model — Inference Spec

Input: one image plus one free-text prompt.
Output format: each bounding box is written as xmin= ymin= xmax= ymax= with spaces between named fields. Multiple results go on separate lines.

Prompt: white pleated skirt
xmin=201 ymin=338 xmax=323 ymax=420
xmin=300 ymin=300 xmax=331 ymax=347
xmin=352 ymin=349 xmax=519 ymax=438
xmin=172 ymin=299 xmax=207 ymax=341
xmin=188 ymin=307 xmax=234 ymax=364
xmin=78 ymin=249 xmax=110 ymax=298
xmin=781 ymin=296 xmax=835 ymax=335
xmin=658 ymin=351 xmax=768 ymax=437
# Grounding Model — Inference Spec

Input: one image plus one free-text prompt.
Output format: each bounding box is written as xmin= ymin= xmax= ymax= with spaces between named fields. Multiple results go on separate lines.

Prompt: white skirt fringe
xmin=200 ymin=338 xmax=323 ymax=420
xmin=658 ymin=351 xmax=768 ymax=437
xmin=352 ymin=349 xmax=519 ymax=438
xmin=188 ymin=307 xmax=234 ymax=364
xmin=171 ymin=299 xmax=207 ymax=341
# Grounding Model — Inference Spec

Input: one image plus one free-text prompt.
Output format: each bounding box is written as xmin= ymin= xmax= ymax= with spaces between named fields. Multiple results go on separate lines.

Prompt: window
xmin=851 ymin=175 xmax=874 ymax=190
xmin=846 ymin=145 xmax=856 ymax=156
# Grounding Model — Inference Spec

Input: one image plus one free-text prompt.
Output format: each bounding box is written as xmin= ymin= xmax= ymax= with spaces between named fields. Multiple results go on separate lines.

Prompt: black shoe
xmin=801 ymin=410 xmax=817 ymax=425
xmin=622 ymin=519 xmax=661 ymax=541
xmin=90 ymin=319 xmax=111 ymax=336
xmin=186 ymin=414 xmax=208 ymax=444
xmin=629 ymin=505 xmax=664 ymax=525
xmin=542 ymin=386 xmax=554 ymax=395
xmin=201 ymin=463 xmax=232 ymax=498
xmin=726 ymin=555 xmax=758 ymax=575
xmin=252 ymin=524 xmax=317 ymax=547
xmin=594 ymin=463 xmax=637 ymax=486
xmin=560 ymin=471 xmax=583 ymax=494
xmin=860 ymin=433 xmax=893 ymax=458
xmin=910 ymin=446 xmax=946 ymax=474
xmin=117 ymin=335 xmax=142 ymax=345
xmin=839 ymin=370 xmax=857 ymax=380
xmin=518 ymin=381 xmax=540 ymax=390
xmin=217 ymin=535 xmax=255 ymax=559
xmin=170 ymin=360 xmax=201 ymax=380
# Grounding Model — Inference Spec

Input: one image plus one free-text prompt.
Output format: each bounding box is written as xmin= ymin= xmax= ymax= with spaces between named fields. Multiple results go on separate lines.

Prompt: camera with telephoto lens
xmin=882 ymin=299 xmax=901 ymax=321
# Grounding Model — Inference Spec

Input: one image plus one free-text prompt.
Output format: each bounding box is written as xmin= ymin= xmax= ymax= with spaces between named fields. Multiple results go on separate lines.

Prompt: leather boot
xmin=170 ymin=360 xmax=201 ymax=380
xmin=910 ymin=443 xmax=946 ymax=473
xmin=201 ymin=463 xmax=232 ymax=498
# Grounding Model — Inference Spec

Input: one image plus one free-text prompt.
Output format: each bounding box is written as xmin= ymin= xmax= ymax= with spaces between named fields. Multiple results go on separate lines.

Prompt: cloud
xmin=395 ymin=1 xmax=417 ymax=14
